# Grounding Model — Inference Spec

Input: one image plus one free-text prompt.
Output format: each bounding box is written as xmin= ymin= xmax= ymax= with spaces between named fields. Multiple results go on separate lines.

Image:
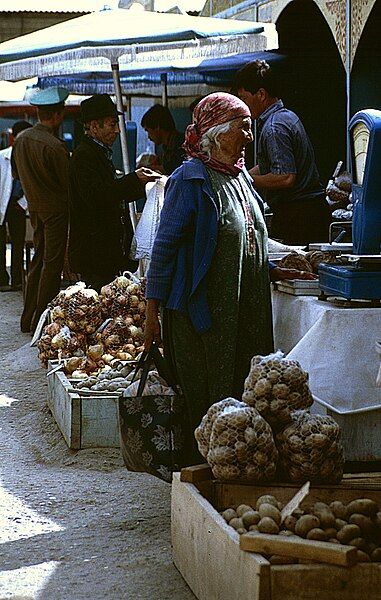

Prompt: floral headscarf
xmin=183 ymin=92 xmax=251 ymax=176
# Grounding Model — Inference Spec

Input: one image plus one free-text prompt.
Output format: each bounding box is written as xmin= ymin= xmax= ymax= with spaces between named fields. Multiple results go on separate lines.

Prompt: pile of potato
xmin=71 ymin=359 xmax=136 ymax=393
xmin=276 ymin=410 xmax=344 ymax=484
xmin=242 ymin=352 xmax=313 ymax=431
xmin=222 ymin=493 xmax=381 ymax=564
xmin=195 ymin=398 xmax=278 ymax=483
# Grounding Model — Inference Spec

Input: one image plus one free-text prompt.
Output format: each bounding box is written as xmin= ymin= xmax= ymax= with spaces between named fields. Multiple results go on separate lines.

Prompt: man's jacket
xmin=68 ymin=135 xmax=143 ymax=275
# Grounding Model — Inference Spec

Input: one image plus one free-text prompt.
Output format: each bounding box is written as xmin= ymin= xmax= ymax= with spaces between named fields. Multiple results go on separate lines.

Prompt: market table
xmin=271 ymin=290 xmax=381 ymax=460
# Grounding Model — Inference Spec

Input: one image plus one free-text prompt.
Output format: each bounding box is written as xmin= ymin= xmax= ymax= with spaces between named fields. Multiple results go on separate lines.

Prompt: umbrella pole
xmin=112 ymin=61 xmax=137 ymax=230
xmin=161 ymin=73 xmax=168 ymax=107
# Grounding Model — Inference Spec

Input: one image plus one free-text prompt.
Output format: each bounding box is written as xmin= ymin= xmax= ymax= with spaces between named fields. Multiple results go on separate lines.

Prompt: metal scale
xmin=319 ymin=109 xmax=381 ymax=303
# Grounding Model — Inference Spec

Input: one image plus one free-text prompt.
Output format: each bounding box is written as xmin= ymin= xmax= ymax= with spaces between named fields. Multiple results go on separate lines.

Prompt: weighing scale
xmin=319 ymin=109 xmax=381 ymax=302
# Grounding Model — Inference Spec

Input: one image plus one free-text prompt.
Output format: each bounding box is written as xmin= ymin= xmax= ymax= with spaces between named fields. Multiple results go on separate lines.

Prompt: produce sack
xmin=49 ymin=282 xmax=102 ymax=334
xmin=196 ymin=399 xmax=278 ymax=483
xmin=130 ymin=177 xmax=166 ymax=260
xmin=242 ymin=351 xmax=313 ymax=431
xmin=99 ymin=273 xmax=146 ymax=320
xmin=276 ymin=410 xmax=344 ymax=484
xmin=37 ymin=323 xmax=87 ymax=367
xmin=119 ymin=343 xmax=188 ymax=483
xmin=195 ymin=397 xmax=244 ymax=458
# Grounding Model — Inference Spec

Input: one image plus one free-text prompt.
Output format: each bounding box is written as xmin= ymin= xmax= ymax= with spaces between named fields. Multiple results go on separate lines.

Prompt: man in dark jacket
xmin=68 ymin=94 xmax=160 ymax=291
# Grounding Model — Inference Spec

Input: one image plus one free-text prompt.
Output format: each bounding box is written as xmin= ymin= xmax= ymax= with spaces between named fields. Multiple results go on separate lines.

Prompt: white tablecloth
xmin=271 ymin=291 xmax=381 ymax=412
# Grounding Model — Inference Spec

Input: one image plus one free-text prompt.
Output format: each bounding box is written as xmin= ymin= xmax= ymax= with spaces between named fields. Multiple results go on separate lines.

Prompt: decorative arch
xmin=272 ymin=0 xmax=346 ymax=182
xmin=351 ymin=0 xmax=381 ymax=115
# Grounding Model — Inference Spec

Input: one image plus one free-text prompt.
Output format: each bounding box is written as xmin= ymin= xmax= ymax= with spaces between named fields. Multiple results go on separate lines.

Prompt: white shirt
xmin=0 ymin=146 xmax=27 ymax=226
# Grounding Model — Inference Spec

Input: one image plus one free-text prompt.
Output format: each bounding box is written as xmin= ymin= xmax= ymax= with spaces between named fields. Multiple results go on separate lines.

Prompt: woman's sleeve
xmin=146 ymin=174 xmax=195 ymax=301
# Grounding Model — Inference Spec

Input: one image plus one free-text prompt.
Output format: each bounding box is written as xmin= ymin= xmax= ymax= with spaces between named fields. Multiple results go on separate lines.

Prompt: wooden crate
xmin=171 ymin=465 xmax=381 ymax=600
xmin=47 ymin=361 xmax=120 ymax=449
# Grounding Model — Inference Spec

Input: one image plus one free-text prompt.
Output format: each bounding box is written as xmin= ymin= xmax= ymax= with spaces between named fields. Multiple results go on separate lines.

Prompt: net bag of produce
xmin=99 ymin=274 xmax=146 ymax=321
xmin=199 ymin=399 xmax=278 ymax=482
xmin=95 ymin=316 xmax=144 ymax=360
xmin=49 ymin=282 xmax=102 ymax=334
xmin=242 ymin=351 xmax=313 ymax=431
xmin=276 ymin=410 xmax=344 ymax=484
xmin=37 ymin=323 xmax=87 ymax=366
xmin=194 ymin=397 xmax=243 ymax=459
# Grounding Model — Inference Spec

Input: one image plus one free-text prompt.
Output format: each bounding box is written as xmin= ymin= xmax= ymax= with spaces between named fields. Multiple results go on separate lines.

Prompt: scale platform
xmin=319 ymin=255 xmax=381 ymax=302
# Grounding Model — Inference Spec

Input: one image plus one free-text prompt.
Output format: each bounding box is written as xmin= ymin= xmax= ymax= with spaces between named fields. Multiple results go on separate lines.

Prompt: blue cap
xmin=29 ymin=86 xmax=69 ymax=106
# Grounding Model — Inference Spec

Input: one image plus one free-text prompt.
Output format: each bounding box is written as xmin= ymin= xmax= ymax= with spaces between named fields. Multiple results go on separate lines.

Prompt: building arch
xmin=274 ymin=0 xmax=346 ymax=182
xmin=351 ymin=0 xmax=381 ymax=116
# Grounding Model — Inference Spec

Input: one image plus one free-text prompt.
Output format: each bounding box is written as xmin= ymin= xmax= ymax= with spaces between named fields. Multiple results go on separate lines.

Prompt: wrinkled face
xmin=237 ymin=88 xmax=264 ymax=120
xmin=91 ymin=115 xmax=120 ymax=146
xmin=216 ymin=116 xmax=253 ymax=160
xmin=144 ymin=126 xmax=163 ymax=146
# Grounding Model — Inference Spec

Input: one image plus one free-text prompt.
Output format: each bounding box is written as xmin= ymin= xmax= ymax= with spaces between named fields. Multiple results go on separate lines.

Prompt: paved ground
xmin=0 ymin=291 xmax=195 ymax=600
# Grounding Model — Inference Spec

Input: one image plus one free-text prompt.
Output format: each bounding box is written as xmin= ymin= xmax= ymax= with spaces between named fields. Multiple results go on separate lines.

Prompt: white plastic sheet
xmin=130 ymin=177 xmax=167 ymax=261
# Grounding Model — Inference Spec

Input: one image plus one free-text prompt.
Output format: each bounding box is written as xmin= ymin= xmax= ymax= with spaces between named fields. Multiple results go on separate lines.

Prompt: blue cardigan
xmin=146 ymin=158 xmax=273 ymax=333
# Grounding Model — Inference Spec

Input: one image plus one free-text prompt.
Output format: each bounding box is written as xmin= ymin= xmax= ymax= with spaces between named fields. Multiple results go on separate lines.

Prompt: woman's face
xmin=213 ymin=116 xmax=253 ymax=164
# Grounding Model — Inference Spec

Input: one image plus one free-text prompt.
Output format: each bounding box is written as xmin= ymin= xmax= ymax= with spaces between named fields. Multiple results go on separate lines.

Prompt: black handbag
xmin=118 ymin=343 xmax=188 ymax=483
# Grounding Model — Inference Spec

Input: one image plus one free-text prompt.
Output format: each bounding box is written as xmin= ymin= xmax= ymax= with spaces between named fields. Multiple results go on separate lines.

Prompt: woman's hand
xmin=144 ymin=299 xmax=162 ymax=351
xmin=270 ymin=267 xmax=318 ymax=282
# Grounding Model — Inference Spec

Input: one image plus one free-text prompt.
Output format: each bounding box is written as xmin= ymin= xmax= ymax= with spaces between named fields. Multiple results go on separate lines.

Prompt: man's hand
xmin=144 ymin=299 xmax=162 ymax=351
xmin=270 ymin=267 xmax=318 ymax=282
xmin=135 ymin=167 xmax=162 ymax=185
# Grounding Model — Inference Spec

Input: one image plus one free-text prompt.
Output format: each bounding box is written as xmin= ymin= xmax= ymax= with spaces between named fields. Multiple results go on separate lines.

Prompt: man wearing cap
xmin=68 ymin=93 xmax=160 ymax=291
xmin=12 ymin=86 xmax=70 ymax=333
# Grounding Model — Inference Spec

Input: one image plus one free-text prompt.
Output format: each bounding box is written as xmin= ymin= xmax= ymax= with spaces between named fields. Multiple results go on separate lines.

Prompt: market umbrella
xmin=0 ymin=8 xmax=277 ymax=225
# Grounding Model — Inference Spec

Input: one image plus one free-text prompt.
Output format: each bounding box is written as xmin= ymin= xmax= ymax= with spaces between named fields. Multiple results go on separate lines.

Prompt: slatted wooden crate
xmin=47 ymin=360 xmax=120 ymax=449
xmin=171 ymin=465 xmax=381 ymax=600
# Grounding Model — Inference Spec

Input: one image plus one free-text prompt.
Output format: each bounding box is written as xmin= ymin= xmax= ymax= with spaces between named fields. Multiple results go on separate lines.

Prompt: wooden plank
xmin=270 ymin=563 xmax=381 ymax=600
xmin=180 ymin=464 xmax=213 ymax=483
xmin=213 ymin=483 xmax=381 ymax=512
xmin=47 ymin=369 xmax=81 ymax=449
xmin=81 ymin=396 xmax=119 ymax=448
xmin=171 ymin=473 xmax=271 ymax=600
xmin=240 ymin=533 xmax=357 ymax=567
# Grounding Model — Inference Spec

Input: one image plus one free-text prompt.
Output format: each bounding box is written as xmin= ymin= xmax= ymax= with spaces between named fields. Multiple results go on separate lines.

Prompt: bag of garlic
xmin=200 ymin=399 xmax=278 ymax=482
xmin=276 ymin=410 xmax=344 ymax=484
xmin=119 ymin=342 xmax=189 ymax=483
xmin=242 ymin=351 xmax=313 ymax=431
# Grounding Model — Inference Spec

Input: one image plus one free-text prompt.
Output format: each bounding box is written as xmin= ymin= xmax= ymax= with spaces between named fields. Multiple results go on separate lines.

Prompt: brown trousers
xmin=21 ymin=210 xmax=68 ymax=333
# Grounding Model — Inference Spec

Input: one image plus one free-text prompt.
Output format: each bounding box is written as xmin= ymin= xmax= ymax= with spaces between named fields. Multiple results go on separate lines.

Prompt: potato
xmin=236 ymin=504 xmax=253 ymax=518
xmin=258 ymin=517 xmax=279 ymax=534
xmin=328 ymin=538 xmax=340 ymax=544
xmin=313 ymin=506 xmax=335 ymax=529
xmin=269 ymin=555 xmax=297 ymax=564
xmin=236 ymin=528 xmax=248 ymax=535
xmin=242 ymin=511 xmax=260 ymax=528
xmin=330 ymin=501 xmax=348 ymax=520
xmin=292 ymin=508 xmax=304 ymax=518
xmin=348 ymin=513 xmax=375 ymax=537
xmin=348 ymin=537 xmax=369 ymax=552
xmin=284 ymin=515 xmax=297 ymax=532
xmin=324 ymin=528 xmax=338 ymax=539
xmin=334 ymin=518 xmax=347 ymax=531
xmin=258 ymin=503 xmax=282 ymax=525
xmin=306 ymin=528 xmax=327 ymax=541
xmin=346 ymin=499 xmax=378 ymax=519
xmin=356 ymin=550 xmax=371 ymax=562
xmin=255 ymin=495 xmax=278 ymax=510
xmin=337 ymin=524 xmax=361 ymax=544
xmin=249 ymin=524 xmax=259 ymax=532
xmin=229 ymin=517 xmax=244 ymax=531
xmin=371 ymin=548 xmax=381 ymax=562
xmin=221 ymin=508 xmax=236 ymax=523
xmin=295 ymin=515 xmax=320 ymax=538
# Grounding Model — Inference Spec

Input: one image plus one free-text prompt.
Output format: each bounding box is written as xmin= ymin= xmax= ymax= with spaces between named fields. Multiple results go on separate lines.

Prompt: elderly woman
xmin=144 ymin=93 xmax=314 ymax=461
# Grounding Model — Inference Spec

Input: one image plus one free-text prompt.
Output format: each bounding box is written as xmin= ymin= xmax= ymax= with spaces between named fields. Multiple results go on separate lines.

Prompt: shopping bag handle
xmin=131 ymin=342 xmax=180 ymax=396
